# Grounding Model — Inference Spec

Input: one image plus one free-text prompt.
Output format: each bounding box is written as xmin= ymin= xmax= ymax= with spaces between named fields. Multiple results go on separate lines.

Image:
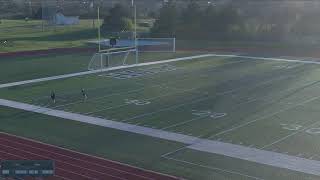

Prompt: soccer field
xmin=2 ymin=54 xmax=320 ymax=179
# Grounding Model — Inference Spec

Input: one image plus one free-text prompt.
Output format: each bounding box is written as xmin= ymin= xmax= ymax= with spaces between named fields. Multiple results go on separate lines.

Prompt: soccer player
xmin=81 ymin=88 xmax=88 ymax=101
xmin=50 ymin=91 xmax=56 ymax=104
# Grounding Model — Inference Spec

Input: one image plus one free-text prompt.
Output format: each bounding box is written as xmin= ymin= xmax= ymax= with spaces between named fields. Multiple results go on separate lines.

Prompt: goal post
xmin=88 ymin=48 xmax=138 ymax=71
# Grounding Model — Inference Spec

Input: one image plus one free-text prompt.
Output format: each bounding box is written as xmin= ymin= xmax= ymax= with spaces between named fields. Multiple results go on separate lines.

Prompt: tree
xmin=33 ymin=7 xmax=42 ymax=19
xmin=177 ymin=0 xmax=204 ymax=39
xmin=150 ymin=0 xmax=243 ymax=40
xmin=150 ymin=0 xmax=178 ymax=37
xmin=101 ymin=4 xmax=133 ymax=32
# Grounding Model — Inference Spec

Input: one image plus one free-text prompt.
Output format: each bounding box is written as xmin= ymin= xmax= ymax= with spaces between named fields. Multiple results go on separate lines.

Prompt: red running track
xmin=0 ymin=132 xmax=182 ymax=180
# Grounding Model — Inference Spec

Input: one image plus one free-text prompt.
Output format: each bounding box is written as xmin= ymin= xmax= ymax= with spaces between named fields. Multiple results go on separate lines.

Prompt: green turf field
xmin=0 ymin=51 xmax=197 ymax=84
xmin=2 ymin=54 xmax=320 ymax=179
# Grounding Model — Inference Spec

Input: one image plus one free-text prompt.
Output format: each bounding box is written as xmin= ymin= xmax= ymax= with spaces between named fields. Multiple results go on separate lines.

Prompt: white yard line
xmin=3 ymin=99 xmax=320 ymax=176
xmin=0 ymin=54 xmax=214 ymax=89
xmin=161 ymin=116 xmax=208 ymax=130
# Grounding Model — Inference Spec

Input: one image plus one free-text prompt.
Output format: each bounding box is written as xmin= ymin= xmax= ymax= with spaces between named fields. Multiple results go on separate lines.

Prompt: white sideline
xmin=210 ymin=53 xmax=320 ymax=65
xmin=2 ymin=98 xmax=320 ymax=176
xmin=0 ymin=54 xmax=213 ymax=89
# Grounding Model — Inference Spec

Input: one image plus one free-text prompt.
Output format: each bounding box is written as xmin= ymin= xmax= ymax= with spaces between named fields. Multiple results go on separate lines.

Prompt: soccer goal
xmin=88 ymin=47 xmax=138 ymax=71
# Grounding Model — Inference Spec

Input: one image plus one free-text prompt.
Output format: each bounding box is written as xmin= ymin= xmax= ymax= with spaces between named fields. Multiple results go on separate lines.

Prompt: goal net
xmin=88 ymin=48 xmax=138 ymax=71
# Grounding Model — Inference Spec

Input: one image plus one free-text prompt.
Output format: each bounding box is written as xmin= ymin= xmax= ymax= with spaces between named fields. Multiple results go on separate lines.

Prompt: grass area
xmin=2 ymin=19 xmax=315 ymax=54
xmin=2 ymin=55 xmax=320 ymax=179
xmin=0 ymin=20 xmax=99 ymax=52
xmin=0 ymin=19 xmax=151 ymax=52
xmin=176 ymin=40 xmax=320 ymax=53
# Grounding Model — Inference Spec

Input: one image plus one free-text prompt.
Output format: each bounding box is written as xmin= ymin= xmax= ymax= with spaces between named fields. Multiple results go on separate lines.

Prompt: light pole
xmin=132 ymin=0 xmax=138 ymax=63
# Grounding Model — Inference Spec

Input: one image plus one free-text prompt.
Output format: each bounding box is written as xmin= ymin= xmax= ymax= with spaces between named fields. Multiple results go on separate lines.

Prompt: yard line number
xmin=281 ymin=124 xmax=320 ymax=134
xmin=125 ymin=99 xmax=151 ymax=106
xmin=192 ymin=110 xmax=227 ymax=119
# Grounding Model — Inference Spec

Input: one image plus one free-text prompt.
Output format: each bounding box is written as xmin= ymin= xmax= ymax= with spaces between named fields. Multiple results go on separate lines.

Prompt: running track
xmin=0 ymin=132 xmax=181 ymax=180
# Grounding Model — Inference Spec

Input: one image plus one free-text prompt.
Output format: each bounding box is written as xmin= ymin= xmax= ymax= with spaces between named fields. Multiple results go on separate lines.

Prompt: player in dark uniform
xmin=81 ymin=88 xmax=88 ymax=101
xmin=50 ymin=91 xmax=56 ymax=104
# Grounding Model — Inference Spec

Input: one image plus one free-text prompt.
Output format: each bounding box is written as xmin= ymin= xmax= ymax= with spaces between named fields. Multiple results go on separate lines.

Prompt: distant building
xmin=54 ymin=12 xmax=79 ymax=25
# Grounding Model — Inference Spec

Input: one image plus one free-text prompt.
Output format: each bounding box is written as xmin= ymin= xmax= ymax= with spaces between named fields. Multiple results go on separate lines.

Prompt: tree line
xmin=150 ymin=0 xmax=320 ymax=43
xmin=151 ymin=0 xmax=242 ymax=40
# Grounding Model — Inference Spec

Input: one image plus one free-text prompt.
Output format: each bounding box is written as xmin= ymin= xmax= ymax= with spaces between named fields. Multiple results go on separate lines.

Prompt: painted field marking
xmin=84 ymin=86 xmax=200 ymax=116
xmin=123 ymin=62 xmax=311 ymax=130
xmin=161 ymin=116 xmax=208 ymax=130
xmin=122 ymin=63 xmax=301 ymax=124
xmin=125 ymin=99 xmax=151 ymax=106
xmin=133 ymin=59 xmax=247 ymax=84
xmin=78 ymin=58 xmax=245 ymax=115
xmin=208 ymin=93 xmax=320 ymax=140
xmin=261 ymin=119 xmax=320 ymax=150
xmin=3 ymin=55 xmax=282 ymax=115
xmin=162 ymin=156 xmax=264 ymax=180
xmin=101 ymin=64 xmax=179 ymax=80
xmin=122 ymin=96 xmax=208 ymax=123
xmin=54 ymin=77 xmax=192 ymax=111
